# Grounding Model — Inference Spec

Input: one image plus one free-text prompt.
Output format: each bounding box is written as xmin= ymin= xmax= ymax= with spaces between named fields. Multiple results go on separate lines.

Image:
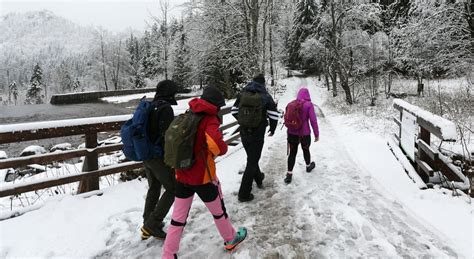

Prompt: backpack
xmin=164 ymin=111 xmax=204 ymax=169
xmin=238 ymin=91 xmax=264 ymax=128
xmin=284 ymin=100 xmax=304 ymax=131
xmin=120 ymin=99 xmax=166 ymax=161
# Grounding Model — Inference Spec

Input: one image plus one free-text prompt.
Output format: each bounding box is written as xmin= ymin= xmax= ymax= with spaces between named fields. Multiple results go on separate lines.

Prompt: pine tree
xmin=287 ymin=0 xmax=319 ymax=70
xmin=172 ymin=25 xmax=191 ymax=92
xmin=8 ymin=81 xmax=18 ymax=105
xmin=126 ymin=34 xmax=146 ymax=88
xmin=73 ymin=78 xmax=81 ymax=92
xmin=25 ymin=63 xmax=44 ymax=104
xmin=58 ymin=62 xmax=74 ymax=93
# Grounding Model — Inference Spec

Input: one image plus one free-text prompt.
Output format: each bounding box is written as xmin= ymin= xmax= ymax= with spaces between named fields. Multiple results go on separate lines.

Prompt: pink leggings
xmin=162 ymin=182 xmax=236 ymax=259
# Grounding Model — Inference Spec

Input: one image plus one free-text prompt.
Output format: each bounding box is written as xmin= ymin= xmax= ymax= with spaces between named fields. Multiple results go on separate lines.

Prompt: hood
xmin=243 ymin=81 xmax=267 ymax=94
xmin=297 ymin=87 xmax=311 ymax=102
xmin=189 ymin=98 xmax=218 ymax=115
xmin=153 ymin=95 xmax=177 ymax=105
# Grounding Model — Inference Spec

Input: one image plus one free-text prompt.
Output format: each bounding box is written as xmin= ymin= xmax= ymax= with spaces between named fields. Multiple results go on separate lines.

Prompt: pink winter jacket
xmin=287 ymin=88 xmax=319 ymax=138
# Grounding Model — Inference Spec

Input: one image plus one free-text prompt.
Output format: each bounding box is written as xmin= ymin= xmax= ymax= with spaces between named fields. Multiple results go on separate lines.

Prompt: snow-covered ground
xmin=0 ymin=77 xmax=472 ymax=258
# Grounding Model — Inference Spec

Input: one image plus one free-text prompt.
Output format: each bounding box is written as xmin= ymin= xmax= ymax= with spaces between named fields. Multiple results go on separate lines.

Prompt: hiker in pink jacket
xmin=283 ymin=87 xmax=319 ymax=184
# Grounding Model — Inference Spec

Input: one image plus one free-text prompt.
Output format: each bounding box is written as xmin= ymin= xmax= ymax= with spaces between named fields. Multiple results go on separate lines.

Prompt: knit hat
xmin=155 ymin=80 xmax=178 ymax=104
xmin=253 ymin=74 xmax=265 ymax=85
xmin=201 ymin=86 xmax=226 ymax=108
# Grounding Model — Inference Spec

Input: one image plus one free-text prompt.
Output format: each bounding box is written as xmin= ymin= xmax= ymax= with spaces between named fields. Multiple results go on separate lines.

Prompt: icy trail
xmin=94 ymin=78 xmax=460 ymax=258
xmin=0 ymin=77 xmax=465 ymax=259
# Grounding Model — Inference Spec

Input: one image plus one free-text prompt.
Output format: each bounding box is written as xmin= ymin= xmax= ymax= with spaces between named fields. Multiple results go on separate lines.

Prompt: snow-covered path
xmin=0 ymin=77 xmax=467 ymax=259
xmin=235 ymin=115 xmax=458 ymax=258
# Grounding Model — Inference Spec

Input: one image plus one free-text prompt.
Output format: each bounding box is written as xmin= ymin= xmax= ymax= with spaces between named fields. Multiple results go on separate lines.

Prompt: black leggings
xmin=287 ymin=134 xmax=311 ymax=172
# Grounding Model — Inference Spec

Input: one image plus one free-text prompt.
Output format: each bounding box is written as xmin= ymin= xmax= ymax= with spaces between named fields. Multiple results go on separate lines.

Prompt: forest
xmin=0 ymin=0 xmax=472 ymax=107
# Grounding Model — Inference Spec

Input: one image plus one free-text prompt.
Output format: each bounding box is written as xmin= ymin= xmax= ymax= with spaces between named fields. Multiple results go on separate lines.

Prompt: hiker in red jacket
xmin=284 ymin=87 xmax=319 ymax=184
xmin=162 ymin=86 xmax=247 ymax=259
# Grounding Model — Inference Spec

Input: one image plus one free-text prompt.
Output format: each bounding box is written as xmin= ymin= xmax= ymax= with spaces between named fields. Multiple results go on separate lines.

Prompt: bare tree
xmin=100 ymin=33 xmax=109 ymax=91
xmin=110 ymin=40 xmax=122 ymax=90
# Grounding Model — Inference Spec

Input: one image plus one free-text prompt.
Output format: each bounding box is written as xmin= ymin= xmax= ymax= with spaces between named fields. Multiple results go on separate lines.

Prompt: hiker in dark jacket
xmin=284 ymin=87 xmax=319 ymax=184
xmin=162 ymin=86 xmax=247 ymax=259
xmin=231 ymin=74 xmax=279 ymax=202
xmin=140 ymin=80 xmax=177 ymax=240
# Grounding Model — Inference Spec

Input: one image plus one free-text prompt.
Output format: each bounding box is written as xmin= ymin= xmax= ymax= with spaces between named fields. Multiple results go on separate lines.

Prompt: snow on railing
xmin=391 ymin=99 xmax=470 ymax=194
xmin=0 ymin=115 xmax=132 ymax=134
xmin=393 ymin=99 xmax=457 ymax=141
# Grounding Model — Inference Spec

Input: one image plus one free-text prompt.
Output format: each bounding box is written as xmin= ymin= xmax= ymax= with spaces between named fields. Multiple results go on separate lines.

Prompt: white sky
xmin=0 ymin=0 xmax=188 ymax=32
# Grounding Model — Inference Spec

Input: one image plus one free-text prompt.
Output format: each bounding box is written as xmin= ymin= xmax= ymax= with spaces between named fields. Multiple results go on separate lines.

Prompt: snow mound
xmin=20 ymin=145 xmax=46 ymax=156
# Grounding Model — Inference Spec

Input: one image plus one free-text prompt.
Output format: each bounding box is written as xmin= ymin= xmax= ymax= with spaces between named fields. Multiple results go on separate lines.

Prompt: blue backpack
xmin=120 ymin=98 xmax=165 ymax=161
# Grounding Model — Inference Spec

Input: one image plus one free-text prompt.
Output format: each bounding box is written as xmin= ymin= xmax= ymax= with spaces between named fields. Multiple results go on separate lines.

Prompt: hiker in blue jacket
xmin=140 ymin=80 xmax=177 ymax=240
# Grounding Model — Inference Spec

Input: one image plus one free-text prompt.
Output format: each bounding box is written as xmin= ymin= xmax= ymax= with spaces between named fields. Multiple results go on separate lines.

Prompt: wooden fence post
xmin=77 ymin=130 xmax=99 ymax=193
xmin=417 ymin=126 xmax=431 ymax=182
xmin=398 ymin=110 xmax=403 ymax=145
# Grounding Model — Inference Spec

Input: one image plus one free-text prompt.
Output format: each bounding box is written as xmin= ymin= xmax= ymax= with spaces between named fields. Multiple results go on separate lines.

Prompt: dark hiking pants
xmin=287 ymin=134 xmax=311 ymax=171
xmin=143 ymin=157 xmax=176 ymax=233
xmin=238 ymin=124 xmax=266 ymax=199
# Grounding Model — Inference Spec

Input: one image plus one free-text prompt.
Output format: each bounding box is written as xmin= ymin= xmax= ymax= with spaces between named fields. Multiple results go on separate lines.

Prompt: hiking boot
xmin=284 ymin=173 xmax=292 ymax=184
xmin=306 ymin=162 xmax=315 ymax=173
xmin=256 ymin=173 xmax=265 ymax=189
xmin=238 ymin=193 xmax=254 ymax=202
xmin=141 ymin=225 xmax=166 ymax=240
xmin=224 ymin=227 xmax=247 ymax=251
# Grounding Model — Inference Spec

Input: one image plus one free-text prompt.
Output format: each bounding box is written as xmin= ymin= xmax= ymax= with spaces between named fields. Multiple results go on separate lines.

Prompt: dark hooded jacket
xmin=231 ymin=81 xmax=279 ymax=134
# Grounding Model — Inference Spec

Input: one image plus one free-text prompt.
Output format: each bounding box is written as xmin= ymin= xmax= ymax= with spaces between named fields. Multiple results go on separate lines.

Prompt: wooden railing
xmin=0 ymin=106 xmax=240 ymax=197
xmin=391 ymin=99 xmax=470 ymax=194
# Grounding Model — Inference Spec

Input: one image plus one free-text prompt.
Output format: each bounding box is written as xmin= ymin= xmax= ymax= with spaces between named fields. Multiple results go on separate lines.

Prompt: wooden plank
xmin=415 ymin=157 xmax=434 ymax=176
xmin=393 ymin=102 xmax=403 ymax=112
xmin=0 ymin=144 xmax=123 ymax=170
xmin=417 ymin=139 xmax=439 ymax=161
xmin=416 ymin=118 xmax=444 ymax=141
xmin=0 ymin=162 xmax=143 ymax=197
xmin=435 ymin=153 xmax=463 ymax=182
xmin=220 ymin=121 xmax=238 ymax=132
xmin=392 ymin=133 xmax=400 ymax=143
xmin=0 ymin=121 xmax=124 ymax=144
xmin=393 ymin=116 xmax=401 ymax=127
xmin=225 ymin=133 xmax=241 ymax=144
xmin=219 ymin=106 xmax=232 ymax=116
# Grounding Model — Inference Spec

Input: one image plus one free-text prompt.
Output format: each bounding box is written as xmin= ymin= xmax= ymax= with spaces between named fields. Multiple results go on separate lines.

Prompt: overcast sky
xmin=0 ymin=0 xmax=188 ymax=32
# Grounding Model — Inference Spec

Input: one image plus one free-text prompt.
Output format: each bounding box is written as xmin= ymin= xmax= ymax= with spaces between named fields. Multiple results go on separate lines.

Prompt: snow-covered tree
xmin=57 ymin=62 xmax=74 ymax=93
xmin=392 ymin=2 xmax=472 ymax=95
xmin=8 ymin=81 xmax=18 ymax=105
xmin=73 ymin=78 xmax=81 ymax=92
xmin=172 ymin=24 xmax=191 ymax=92
xmin=287 ymin=0 xmax=319 ymax=70
xmin=126 ymin=34 xmax=145 ymax=89
xmin=25 ymin=63 xmax=44 ymax=104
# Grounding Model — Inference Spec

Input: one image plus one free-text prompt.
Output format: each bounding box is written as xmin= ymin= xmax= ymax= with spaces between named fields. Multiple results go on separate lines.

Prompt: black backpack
xmin=238 ymin=91 xmax=264 ymax=128
xmin=164 ymin=111 xmax=204 ymax=169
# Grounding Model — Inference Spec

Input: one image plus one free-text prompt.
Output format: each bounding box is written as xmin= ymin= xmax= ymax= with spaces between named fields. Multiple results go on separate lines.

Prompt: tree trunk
xmin=261 ymin=0 xmax=269 ymax=73
xmin=100 ymin=35 xmax=109 ymax=91
xmin=269 ymin=0 xmax=275 ymax=87
xmin=324 ymin=71 xmax=330 ymax=92
xmin=112 ymin=41 xmax=121 ymax=90
xmin=337 ymin=65 xmax=353 ymax=104
xmin=330 ymin=66 xmax=337 ymax=97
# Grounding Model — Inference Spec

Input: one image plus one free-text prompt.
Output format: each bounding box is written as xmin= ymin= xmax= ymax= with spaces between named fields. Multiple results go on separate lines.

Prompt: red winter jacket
xmin=175 ymin=98 xmax=228 ymax=185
